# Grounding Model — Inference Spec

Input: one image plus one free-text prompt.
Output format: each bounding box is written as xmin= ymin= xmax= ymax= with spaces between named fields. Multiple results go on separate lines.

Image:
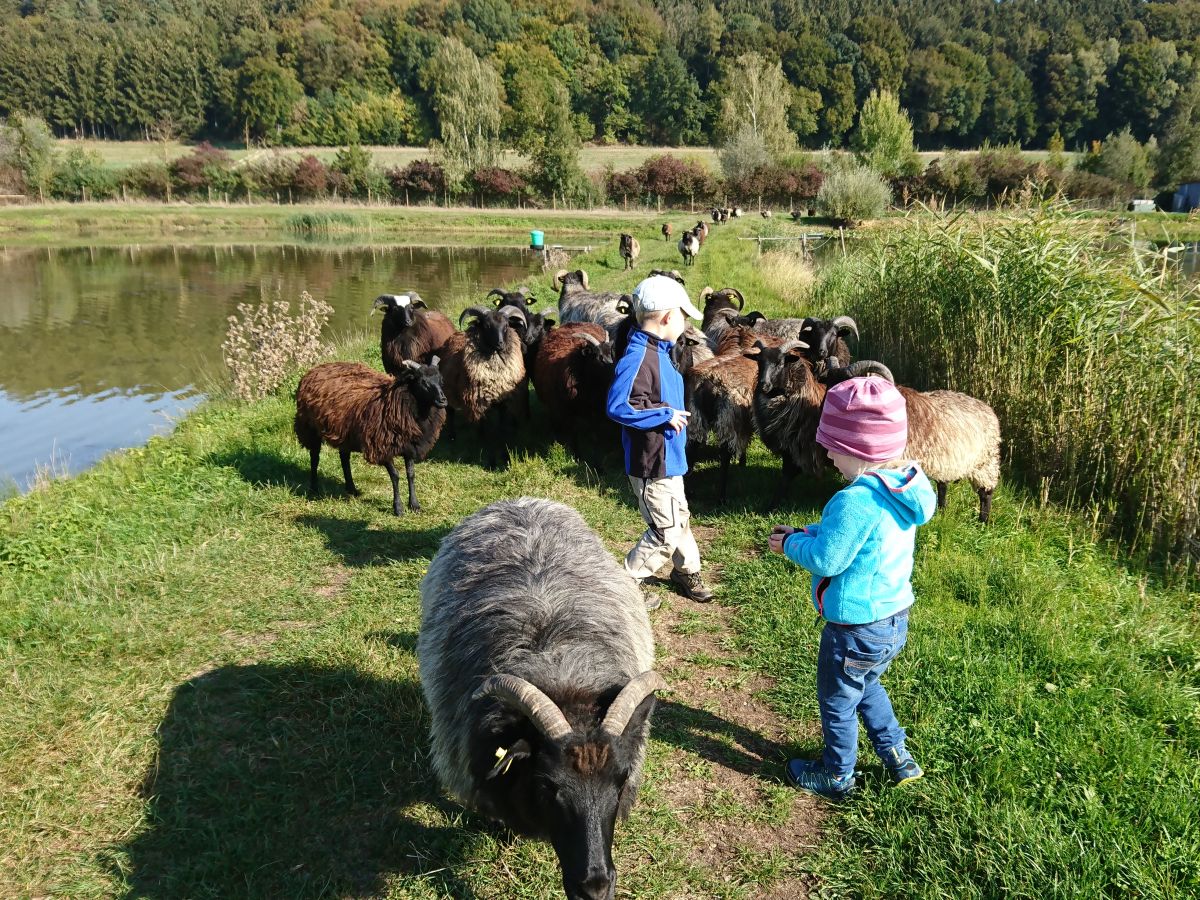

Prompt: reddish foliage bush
xmin=169 ymin=142 xmax=233 ymax=196
xmin=634 ymin=155 xmax=718 ymax=204
xmin=468 ymin=166 xmax=527 ymax=202
xmin=291 ymin=155 xmax=330 ymax=198
xmin=728 ymin=163 xmax=824 ymax=205
xmin=388 ymin=159 xmax=446 ymax=199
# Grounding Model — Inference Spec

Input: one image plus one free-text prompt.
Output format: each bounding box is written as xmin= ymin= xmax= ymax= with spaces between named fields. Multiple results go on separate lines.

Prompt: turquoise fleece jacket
xmin=783 ymin=465 xmax=936 ymax=624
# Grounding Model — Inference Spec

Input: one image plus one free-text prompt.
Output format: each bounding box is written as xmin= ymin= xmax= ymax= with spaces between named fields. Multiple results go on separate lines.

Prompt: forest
xmin=1 ymin=0 xmax=1198 ymax=153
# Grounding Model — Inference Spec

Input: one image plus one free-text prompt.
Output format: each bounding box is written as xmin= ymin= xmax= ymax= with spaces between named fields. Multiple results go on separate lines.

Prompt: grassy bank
xmin=2 ymin=212 xmax=1198 ymax=898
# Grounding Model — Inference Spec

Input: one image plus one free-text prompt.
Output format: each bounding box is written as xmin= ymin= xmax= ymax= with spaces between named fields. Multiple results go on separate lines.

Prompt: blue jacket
xmin=783 ymin=465 xmax=936 ymax=624
xmin=606 ymin=329 xmax=689 ymax=478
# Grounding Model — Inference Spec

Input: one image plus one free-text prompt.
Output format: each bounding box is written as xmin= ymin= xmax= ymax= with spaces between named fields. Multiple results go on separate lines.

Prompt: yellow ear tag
xmin=493 ymin=746 xmax=515 ymax=776
xmin=495 ymin=746 xmax=507 ymax=760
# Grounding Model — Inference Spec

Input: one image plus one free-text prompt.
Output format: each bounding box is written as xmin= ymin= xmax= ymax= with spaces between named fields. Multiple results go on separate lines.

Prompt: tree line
xmin=1 ymin=0 xmax=1198 ymax=152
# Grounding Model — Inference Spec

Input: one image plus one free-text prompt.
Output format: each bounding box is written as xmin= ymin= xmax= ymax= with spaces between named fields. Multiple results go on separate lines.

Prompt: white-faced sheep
xmin=417 ymin=497 xmax=666 ymax=900
xmin=678 ymin=232 xmax=700 ymax=266
xmin=618 ymin=233 xmax=640 ymax=270
xmin=532 ymin=323 xmax=617 ymax=464
xmin=374 ymin=292 xmax=456 ymax=372
xmin=554 ymin=269 xmax=625 ymax=331
xmin=438 ymin=304 xmax=528 ymax=469
xmin=829 ymin=362 xmax=1001 ymax=522
xmin=294 ymin=360 xmax=447 ymax=515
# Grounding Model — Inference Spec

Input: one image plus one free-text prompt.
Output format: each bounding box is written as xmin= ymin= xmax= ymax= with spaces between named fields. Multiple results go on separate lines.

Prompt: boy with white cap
xmin=607 ymin=274 xmax=713 ymax=608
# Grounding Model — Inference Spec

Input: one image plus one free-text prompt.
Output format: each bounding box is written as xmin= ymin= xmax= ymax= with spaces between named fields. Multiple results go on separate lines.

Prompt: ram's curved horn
xmin=473 ymin=675 xmax=572 ymax=742
xmin=700 ymin=286 xmax=714 ymax=302
xmin=580 ymin=269 xmax=589 ymax=290
xmin=725 ymin=287 xmax=745 ymax=310
xmin=780 ymin=339 xmax=809 ymax=353
xmin=372 ymin=295 xmax=392 ymax=311
xmin=573 ymin=331 xmax=603 ymax=347
xmin=847 ymin=360 xmax=895 ymax=383
xmin=553 ymin=269 xmax=569 ymax=290
xmin=832 ymin=315 xmax=859 ymax=340
xmin=600 ymin=671 xmax=669 ymax=738
xmin=458 ymin=306 xmax=489 ymax=325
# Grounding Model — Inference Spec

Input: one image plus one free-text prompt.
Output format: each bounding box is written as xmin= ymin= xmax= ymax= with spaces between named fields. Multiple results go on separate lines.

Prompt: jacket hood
xmin=858 ymin=464 xmax=936 ymax=526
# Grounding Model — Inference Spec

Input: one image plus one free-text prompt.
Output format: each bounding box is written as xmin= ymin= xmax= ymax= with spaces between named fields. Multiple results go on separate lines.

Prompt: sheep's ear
xmin=486 ymin=739 xmax=533 ymax=779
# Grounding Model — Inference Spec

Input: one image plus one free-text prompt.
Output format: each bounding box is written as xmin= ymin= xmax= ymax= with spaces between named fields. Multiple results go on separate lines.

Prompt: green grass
xmin=2 ymin=211 xmax=1197 ymax=898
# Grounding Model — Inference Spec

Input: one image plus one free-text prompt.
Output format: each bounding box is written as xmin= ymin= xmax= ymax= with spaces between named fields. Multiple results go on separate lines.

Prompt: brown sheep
xmin=374 ymin=293 xmax=456 ymax=372
xmin=295 ymin=360 xmax=447 ymax=516
xmin=531 ymin=323 xmax=618 ymax=464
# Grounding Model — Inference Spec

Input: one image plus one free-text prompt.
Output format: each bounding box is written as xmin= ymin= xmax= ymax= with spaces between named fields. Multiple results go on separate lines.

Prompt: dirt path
xmin=643 ymin=540 xmax=825 ymax=899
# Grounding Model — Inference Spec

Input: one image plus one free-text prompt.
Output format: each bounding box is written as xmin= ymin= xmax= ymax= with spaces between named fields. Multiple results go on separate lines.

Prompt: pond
xmin=0 ymin=243 xmax=542 ymax=493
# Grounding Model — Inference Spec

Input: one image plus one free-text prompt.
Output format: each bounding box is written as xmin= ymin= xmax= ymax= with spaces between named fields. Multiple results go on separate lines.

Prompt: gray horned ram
xmin=417 ymin=497 xmax=667 ymax=900
xmin=554 ymin=268 xmax=625 ymax=331
xmin=827 ymin=362 xmax=1001 ymax=522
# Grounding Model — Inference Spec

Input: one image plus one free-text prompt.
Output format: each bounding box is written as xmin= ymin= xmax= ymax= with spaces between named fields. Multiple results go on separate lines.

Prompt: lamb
xmin=373 ymin=292 xmax=456 ymax=372
xmin=531 ymin=323 xmax=617 ymax=463
xmin=417 ymin=497 xmax=666 ymax=900
xmin=678 ymin=232 xmax=700 ymax=266
xmin=438 ymin=304 xmax=528 ymax=469
xmin=554 ymin=269 xmax=625 ymax=331
xmin=828 ymin=362 xmax=1001 ymax=522
xmin=686 ymin=323 xmax=783 ymax=501
xmin=618 ymin=233 xmax=640 ymax=270
xmin=661 ymin=222 xmax=673 ymax=242
xmin=294 ymin=359 xmax=447 ymax=516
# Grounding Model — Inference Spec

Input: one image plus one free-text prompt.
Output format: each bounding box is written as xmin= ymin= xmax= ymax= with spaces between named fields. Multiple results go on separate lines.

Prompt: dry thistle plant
xmin=541 ymin=246 xmax=571 ymax=273
xmin=222 ymin=291 xmax=334 ymax=402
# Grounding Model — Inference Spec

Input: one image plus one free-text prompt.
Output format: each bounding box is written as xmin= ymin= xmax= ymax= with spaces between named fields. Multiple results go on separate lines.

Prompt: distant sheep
xmin=294 ymin=360 xmax=447 ymax=515
xmin=678 ymin=232 xmax=700 ymax=266
xmin=374 ymin=292 xmax=456 ymax=372
xmin=619 ymin=233 xmax=641 ymax=270
xmin=662 ymin=222 xmax=673 ymax=242
xmin=417 ymin=497 xmax=665 ymax=900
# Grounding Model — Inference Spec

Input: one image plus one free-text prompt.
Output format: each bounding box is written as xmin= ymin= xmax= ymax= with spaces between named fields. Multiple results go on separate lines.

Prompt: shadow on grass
xmin=121 ymin=663 xmax=483 ymax=900
xmin=294 ymin=514 xmax=452 ymax=567
xmin=652 ymin=699 xmax=789 ymax=782
xmin=206 ymin=447 xmax=317 ymax=495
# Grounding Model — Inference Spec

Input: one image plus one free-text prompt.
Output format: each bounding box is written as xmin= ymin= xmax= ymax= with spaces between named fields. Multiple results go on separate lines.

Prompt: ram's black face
xmin=398 ymin=362 xmax=448 ymax=408
xmin=472 ymin=308 xmax=526 ymax=353
xmin=580 ymin=337 xmax=616 ymax=372
xmin=751 ymin=344 xmax=806 ymax=397
xmin=797 ymin=318 xmax=852 ymax=371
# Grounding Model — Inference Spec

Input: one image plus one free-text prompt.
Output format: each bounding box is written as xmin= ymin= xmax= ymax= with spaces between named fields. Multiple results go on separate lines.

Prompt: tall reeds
xmin=812 ymin=206 xmax=1200 ymax=576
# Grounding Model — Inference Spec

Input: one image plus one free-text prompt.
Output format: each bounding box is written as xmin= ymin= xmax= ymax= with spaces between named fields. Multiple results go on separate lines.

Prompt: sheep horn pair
xmin=473 ymin=671 xmax=667 ymax=742
xmin=846 ymin=359 xmax=895 ymax=383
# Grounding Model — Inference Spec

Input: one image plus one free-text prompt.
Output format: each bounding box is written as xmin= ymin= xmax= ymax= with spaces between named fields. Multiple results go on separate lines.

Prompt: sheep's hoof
xmin=392 ymin=505 xmax=404 ymax=517
xmin=346 ymin=486 xmax=361 ymax=498
xmin=408 ymin=501 xmax=422 ymax=512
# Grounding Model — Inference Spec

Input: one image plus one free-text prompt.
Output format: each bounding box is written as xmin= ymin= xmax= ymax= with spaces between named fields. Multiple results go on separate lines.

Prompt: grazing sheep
xmin=554 ymin=269 xmax=626 ymax=331
xmin=438 ymin=304 xmax=528 ymax=469
xmin=661 ymin=222 xmax=673 ymax=242
xmin=745 ymin=340 xmax=830 ymax=506
xmin=678 ymin=232 xmax=700 ymax=266
xmin=686 ymin=324 xmax=783 ymax=501
xmin=294 ymin=360 xmax=447 ymax=516
xmin=618 ymin=233 xmax=640 ymax=270
xmin=731 ymin=206 xmax=744 ymax=217
xmin=532 ymin=323 xmax=617 ymax=462
xmin=760 ymin=209 xmax=772 ymax=218
xmin=417 ymin=497 xmax=665 ymax=900
xmin=374 ymin=292 xmax=456 ymax=372
xmin=829 ymin=362 xmax=1001 ymax=522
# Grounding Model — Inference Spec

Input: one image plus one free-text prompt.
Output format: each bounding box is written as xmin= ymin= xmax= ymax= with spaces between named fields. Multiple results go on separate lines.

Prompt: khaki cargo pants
xmin=624 ymin=475 xmax=701 ymax=580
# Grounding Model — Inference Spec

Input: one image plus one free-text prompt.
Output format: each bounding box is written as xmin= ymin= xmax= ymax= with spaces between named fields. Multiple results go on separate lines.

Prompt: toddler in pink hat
xmin=767 ymin=375 xmax=937 ymax=800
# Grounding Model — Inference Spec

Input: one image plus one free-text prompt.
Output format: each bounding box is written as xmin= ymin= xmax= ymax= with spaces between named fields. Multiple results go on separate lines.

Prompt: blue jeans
xmin=817 ymin=610 xmax=910 ymax=778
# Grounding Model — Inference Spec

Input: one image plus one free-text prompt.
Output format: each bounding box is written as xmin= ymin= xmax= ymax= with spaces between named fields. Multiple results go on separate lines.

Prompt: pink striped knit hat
xmin=816 ymin=376 xmax=908 ymax=462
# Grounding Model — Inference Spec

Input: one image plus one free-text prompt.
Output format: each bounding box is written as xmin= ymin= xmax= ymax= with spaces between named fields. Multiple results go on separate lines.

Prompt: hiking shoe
xmin=882 ymin=745 xmax=924 ymax=785
xmin=670 ymin=569 xmax=714 ymax=602
xmin=784 ymin=758 xmax=856 ymax=801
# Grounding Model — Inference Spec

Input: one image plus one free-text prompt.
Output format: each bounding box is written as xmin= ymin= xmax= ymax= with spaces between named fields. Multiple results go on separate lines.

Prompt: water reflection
xmin=0 ymin=243 xmax=540 ymax=491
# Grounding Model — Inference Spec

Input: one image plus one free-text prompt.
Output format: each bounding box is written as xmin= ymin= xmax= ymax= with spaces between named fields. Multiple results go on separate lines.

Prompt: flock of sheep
xmin=288 ymin=223 xmax=1002 ymax=900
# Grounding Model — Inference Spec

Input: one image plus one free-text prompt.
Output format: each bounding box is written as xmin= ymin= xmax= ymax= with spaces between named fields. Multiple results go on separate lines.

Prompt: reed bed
xmin=812 ymin=206 xmax=1200 ymax=576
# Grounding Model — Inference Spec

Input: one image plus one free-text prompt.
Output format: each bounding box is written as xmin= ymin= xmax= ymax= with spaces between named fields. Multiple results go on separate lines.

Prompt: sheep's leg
xmin=404 ymin=455 xmax=420 ymax=512
xmin=307 ymin=446 xmax=320 ymax=494
xmin=977 ymin=487 xmax=993 ymax=524
xmin=445 ymin=407 xmax=457 ymax=442
xmin=767 ymin=455 xmax=797 ymax=513
xmin=382 ymin=458 xmax=403 ymax=516
xmin=339 ymin=449 xmax=360 ymax=497
xmin=718 ymin=448 xmax=732 ymax=502
xmin=496 ymin=407 xmax=511 ymax=469
xmin=936 ymin=480 xmax=947 ymax=509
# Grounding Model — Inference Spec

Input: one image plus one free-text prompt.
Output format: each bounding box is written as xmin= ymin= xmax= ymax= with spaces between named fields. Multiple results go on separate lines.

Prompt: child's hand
xmin=667 ymin=409 xmax=691 ymax=433
xmin=768 ymin=524 xmax=798 ymax=554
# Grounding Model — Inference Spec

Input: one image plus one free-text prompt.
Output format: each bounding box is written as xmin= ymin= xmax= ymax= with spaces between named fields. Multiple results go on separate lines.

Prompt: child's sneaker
xmin=882 ymin=745 xmax=924 ymax=785
xmin=784 ymin=758 xmax=856 ymax=801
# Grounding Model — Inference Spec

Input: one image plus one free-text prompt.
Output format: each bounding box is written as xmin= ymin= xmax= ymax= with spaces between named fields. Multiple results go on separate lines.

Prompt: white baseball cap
xmin=631 ymin=275 xmax=703 ymax=320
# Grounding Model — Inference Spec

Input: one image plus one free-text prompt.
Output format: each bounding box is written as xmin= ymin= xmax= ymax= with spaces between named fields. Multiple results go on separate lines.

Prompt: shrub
xmin=241 ymin=155 xmax=300 ymax=201
xmin=815 ymin=163 xmax=891 ymax=225
xmin=923 ymin=151 xmax=984 ymax=205
xmin=330 ymin=145 xmax=373 ymax=199
xmin=634 ymin=154 xmax=718 ymax=205
xmin=221 ymin=291 xmax=334 ymax=402
xmin=388 ymin=159 xmax=446 ymax=202
xmin=170 ymin=142 xmax=235 ymax=198
xmin=973 ymin=146 xmax=1042 ymax=203
xmin=122 ymin=161 xmax=172 ymax=199
xmin=852 ymin=89 xmax=918 ymax=178
xmin=728 ymin=161 xmax=824 ymax=206
xmin=468 ymin=165 xmax=527 ymax=205
xmin=1079 ymin=128 xmax=1154 ymax=191
xmin=605 ymin=167 xmax=641 ymax=202
xmin=290 ymin=155 xmax=330 ymax=199
xmin=49 ymin=147 xmax=117 ymax=200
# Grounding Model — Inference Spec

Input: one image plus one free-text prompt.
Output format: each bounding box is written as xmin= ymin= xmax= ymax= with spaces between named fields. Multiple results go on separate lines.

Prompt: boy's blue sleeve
xmin=782 ymin=488 xmax=879 ymax=577
xmin=606 ymin=345 xmax=675 ymax=431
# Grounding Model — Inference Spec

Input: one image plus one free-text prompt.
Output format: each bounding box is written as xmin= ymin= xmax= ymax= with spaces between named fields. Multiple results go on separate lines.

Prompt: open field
xmin=57 ymin=139 xmax=1078 ymax=174
xmin=1 ymin=211 xmax=1197 ymax=898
